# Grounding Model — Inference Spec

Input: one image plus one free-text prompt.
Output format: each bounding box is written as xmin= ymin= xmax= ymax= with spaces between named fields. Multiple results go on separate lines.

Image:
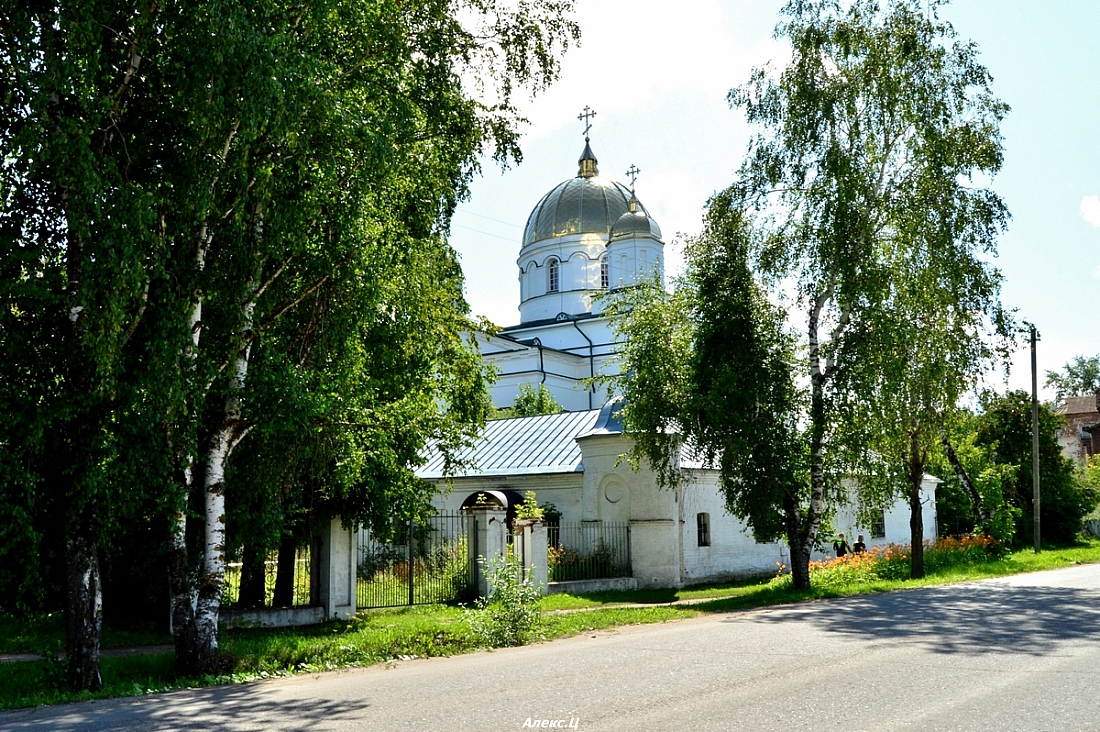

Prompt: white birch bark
xmin=193 ymin=204 xmax=260 ymax=661
xmin=193 ymin=338 xmax=254 ymax=657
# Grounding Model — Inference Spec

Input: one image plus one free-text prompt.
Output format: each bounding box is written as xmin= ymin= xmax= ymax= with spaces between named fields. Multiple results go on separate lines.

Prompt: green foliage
xmin=929 ymin=412 xmax=1020 ymax=544
xmin=1044 ymin=355 xmax=1100 ymax=402
xmin=723 ymin=0 xmax=1010 ymax=581
xmin=539 ymin=502 xmax=562 ymax=523
xmin=605 ymin=201 xmax=806 ymax=544
xmin=514 ymin=491 xmax=544 ymax=521
xmin=465 ymin=556 xmax=542 ymax=648
xmin=0 ymin=1 xmax=580 ymax=680
xmin=498 ymin=382 xmax=564 ymax=419
xmin=975 ymin=391 xmax=1099 ymax=545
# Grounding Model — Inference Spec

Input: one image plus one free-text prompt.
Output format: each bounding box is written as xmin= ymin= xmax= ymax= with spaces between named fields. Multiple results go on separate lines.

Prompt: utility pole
xmin=1031 ymin=323 xmax=1041 ymax=553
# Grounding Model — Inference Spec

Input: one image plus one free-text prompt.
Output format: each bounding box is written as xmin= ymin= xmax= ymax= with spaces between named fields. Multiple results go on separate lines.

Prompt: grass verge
xmin=2 ymin=539 xmax=1097 ymax=711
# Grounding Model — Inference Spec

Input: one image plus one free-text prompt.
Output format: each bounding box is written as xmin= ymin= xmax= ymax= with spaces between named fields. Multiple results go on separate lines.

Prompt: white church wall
xmin=578 ymin=433 xmax=682 ymax=588
xmin=680 ymin=476 xmax=790 ymax=583
xmin=831 ymin=478 xmax=939 ymax=550
xmin=678 ymin=473 xmax=941 ymax=584
xmin=518 ymin=233 xmax=610 ymax=323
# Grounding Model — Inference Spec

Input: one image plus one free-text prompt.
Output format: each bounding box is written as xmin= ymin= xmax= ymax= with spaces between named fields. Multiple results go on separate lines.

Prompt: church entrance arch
xmin=460 ymin=489 xmax=524 ymax=530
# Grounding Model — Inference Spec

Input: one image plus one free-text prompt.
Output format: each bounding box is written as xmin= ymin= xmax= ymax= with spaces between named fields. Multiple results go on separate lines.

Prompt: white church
xmin=421 ymin=122 xmax=938 ymax=589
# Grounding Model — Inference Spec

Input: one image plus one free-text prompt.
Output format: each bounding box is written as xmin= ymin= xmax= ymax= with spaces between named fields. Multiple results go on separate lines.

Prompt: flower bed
xmin=770 ymin=534 xmax=1001 ymax=590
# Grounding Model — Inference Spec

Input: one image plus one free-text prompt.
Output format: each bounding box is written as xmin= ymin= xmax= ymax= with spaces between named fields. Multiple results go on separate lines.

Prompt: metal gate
xmin=356 ymin=511 xmax=474 ymax=609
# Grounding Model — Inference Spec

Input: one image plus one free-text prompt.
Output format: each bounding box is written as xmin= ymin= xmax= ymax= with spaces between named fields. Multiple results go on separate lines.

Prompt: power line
xmin=452 ymin=223 xmax=518 ymax=243
xmin=455 ymin=209 xmax=522 ymax=229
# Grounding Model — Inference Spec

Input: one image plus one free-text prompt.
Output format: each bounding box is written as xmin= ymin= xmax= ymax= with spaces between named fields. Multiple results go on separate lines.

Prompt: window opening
xmin=697 ymin=513 xmax=711 ymax=547
xmin=548 ymin=258 xmax=559 ymax=292
xmin=871 ymin=509 xmax=886 ymax=539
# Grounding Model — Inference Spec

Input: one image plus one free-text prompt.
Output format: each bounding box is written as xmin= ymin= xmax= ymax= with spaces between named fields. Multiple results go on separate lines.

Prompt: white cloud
xmin=1081 ymin=195 xmax=1100 ymax=227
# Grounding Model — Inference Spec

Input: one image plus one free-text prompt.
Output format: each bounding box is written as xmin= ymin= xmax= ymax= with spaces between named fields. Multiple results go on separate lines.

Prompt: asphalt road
xmin=6 ymin=564 xmax=1100 ymax=732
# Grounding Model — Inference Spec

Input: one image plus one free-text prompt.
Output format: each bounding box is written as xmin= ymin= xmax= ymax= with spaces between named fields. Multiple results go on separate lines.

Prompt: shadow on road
xmin=732 ymin=582 xmax=1100 ymax=657
xmin=3 ymin=679 xmax=372 ymax=731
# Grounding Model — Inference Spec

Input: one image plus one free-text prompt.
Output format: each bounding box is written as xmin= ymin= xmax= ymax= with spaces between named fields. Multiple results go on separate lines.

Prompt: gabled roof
xmin=1056 ymin=395 xmax=1098 ymax=417
xmin=417 ymin=408 xmax=603 ymax=479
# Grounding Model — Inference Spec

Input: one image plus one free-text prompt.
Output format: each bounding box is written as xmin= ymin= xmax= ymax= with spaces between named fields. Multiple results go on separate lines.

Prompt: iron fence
xmin=357 ymin=511 xmax=474 ymax=609
xmin=222 ymin=545 xmax=311 ymax=607
xmin=548 ymin=521 xmax=631 ymax=582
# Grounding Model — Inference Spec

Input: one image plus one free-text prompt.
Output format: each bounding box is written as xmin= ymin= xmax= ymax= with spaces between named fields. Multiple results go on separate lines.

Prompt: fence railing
xmin=548 ymin=521 xmax=631 ymax=582
xmin=357 ymin=511 xmax=474 ymax=609
xmin=222 ymin=545 xmax=311 ymax=607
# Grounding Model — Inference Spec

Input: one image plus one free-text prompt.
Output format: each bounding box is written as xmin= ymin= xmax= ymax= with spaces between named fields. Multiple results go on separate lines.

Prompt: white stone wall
xmin=578 ymin=433 xmax=682 ymax=588
xmin=604 ymin=235 xmax=665 ymax=293
xmin=518 ymin=232 xmax=609 ymax=322
xmin=680 ymin=477 xmax=791 ymax=583
xmin=431 ymin=441 xmax=940 ymax=589
xmin=679 ymin=473 xmax=941 ymax=584
xmin=478 ymin=319 xmax=621 ymax=411
xmin=831 ymin=478 xmax=939 ymax=551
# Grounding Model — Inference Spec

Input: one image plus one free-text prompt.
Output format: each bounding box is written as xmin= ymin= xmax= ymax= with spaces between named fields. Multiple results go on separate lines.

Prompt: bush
xmin=465 ymin=555 xmax=541 ymax=648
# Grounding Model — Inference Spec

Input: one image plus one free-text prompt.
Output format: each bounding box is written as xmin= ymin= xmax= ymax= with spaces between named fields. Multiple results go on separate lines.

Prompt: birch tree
xmin=1 ymin=0 xmax=578 ymax=684
xmin=724 ymin=0 xmax=1009 ymax=585
xmin=606 ymin=197 xmax=812 ymax=585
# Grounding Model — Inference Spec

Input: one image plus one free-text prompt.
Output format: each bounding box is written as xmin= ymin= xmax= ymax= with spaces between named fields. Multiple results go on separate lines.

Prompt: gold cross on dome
xmin=577 ymin=106 xmax=597 ymax=137
xmin=626 ymin=164 xmax=641 ymax=189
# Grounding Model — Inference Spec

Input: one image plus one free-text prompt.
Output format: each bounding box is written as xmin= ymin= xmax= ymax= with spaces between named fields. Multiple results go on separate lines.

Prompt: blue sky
xmin=449 ymin=0 xmax=1100 ymax=402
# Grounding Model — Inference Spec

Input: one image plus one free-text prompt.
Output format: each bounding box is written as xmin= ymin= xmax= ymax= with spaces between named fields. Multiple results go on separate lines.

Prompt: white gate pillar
xmin=468 ymin=506 xmax=508 ymax=598
xmin=316 ymin=516 xmax=357 ymax=619
xmin=513 ymin=519 xmax=548 ymax=595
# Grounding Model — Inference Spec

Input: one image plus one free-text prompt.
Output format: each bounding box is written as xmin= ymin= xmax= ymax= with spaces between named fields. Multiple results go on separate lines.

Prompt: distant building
xmin=1055 ymin=395 xmax=1099 ymax=464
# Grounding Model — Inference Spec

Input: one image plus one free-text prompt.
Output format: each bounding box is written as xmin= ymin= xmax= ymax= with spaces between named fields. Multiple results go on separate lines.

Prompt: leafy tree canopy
xmin=1045 ymin=356 xmax=1100 ymax=403
xmin=500 ymin=383 xmax=564 ymax=418
xmin=975 ymin=390 xmax=1099 ymax=545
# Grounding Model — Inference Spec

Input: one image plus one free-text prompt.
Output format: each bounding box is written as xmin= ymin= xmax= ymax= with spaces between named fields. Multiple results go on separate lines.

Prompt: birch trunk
xmin=168 ymin=498 xmax=199 ymax=675
xmin=940 ymin=434 xmax=990 ymax=525
xmin=194 ymin=370 xmax=253 ymax=663
xmin=61 ymin=218 xmax=105 ymax=691
xmin=909 ymin=429 xmax=926 ymax=579
xmin=195 ymin=430 xmax=231 ymax=662
xmin=782 ymin=495 xmax=812 ymax=591
xmin=193 ymin=203 xmax=259 ymax=668
xmin=169 ymin=226 xmax=209 ymax=673
xmin=797 ymin=289 xmax=832 ymax=590
xmin=65 ymin=533 xmax=103 ymax=691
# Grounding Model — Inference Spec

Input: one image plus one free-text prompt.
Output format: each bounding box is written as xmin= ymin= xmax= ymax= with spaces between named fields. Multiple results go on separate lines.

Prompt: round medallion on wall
xmin=604 ymin=484 xmax=624 ymax=504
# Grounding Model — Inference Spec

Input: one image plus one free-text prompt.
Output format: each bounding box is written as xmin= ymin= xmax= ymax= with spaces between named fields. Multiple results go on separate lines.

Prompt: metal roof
xmin=417 ymin=409 xmax=604 ymax=479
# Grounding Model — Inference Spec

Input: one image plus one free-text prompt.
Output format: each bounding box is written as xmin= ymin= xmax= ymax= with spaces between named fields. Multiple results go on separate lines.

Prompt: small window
xmin=871 ymin=510 xmax=886 ymax=539
xmin=696 ymin=513 xmax=711 ymax=547
xmin=600 ymin=256 xmax=609 ymax=289
xmin=548 ymin=258 xmax=559 ymax=293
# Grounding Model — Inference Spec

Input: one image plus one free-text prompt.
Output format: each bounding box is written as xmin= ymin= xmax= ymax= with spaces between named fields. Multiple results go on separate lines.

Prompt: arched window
xmin=548 ymin=258 xmax=559 ymax=293
xmin=600 ymin=255 xmax=609 ymax=289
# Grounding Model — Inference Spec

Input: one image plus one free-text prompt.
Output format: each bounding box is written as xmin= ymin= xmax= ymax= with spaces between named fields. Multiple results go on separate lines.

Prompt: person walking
xmin=833 ymin=532 xmax=850 ymax=557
